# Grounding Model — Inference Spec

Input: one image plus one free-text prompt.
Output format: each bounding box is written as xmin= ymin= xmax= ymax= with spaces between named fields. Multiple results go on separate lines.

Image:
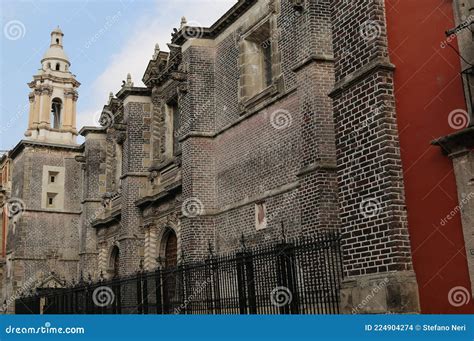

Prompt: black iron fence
xmin=15 ymin=230 xmax=342 ymax=314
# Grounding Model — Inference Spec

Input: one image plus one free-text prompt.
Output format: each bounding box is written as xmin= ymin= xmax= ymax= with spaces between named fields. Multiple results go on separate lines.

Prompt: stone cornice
xmin=171 ymin=0 xmax=258 ymax=45
xmin=78 ymin=126 xmax=106 ymax=137
xmin=188 ymin=181 xmax=299 ymax=218
xmin=292 ymin=54 xmax=335 ymax=72
xmin=9 ymin=139 xmax=83 ymax=159
xmin=179 ymin=86 xmax=297 ymax=143
xmin=297 ymin=161 xmax=337 ymax=177
xmin=431 ymin=126 xmax=474 ymax=158
xmin=135 ymin=180 xmax=181 ymax=209
xmin=29 ymin=74 xmax=80 ymax=88
xmin=329 ymin=59 xmax=395 ymax=98
xmin=24 ymin=208 xmax=81 ymax=215
xmin=116 ymin=86 xmax=151 ymax=100
xmin=91 ymin=210 xmax=121 ymax=229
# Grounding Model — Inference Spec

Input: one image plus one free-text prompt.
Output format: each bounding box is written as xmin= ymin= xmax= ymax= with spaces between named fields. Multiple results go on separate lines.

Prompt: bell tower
xmin=25 ymin=27 xmax=80 ymax=145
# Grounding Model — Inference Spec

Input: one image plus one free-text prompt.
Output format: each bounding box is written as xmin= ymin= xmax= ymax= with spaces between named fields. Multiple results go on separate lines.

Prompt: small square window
xmin=47 ymin=193 xmax=57 ymax=208
xmin=48 ymin=171 xmax=59 ymax=184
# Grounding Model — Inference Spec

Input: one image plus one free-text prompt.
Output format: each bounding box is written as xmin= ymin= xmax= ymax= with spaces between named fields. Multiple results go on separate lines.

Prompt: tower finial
xmin=180 ymin=16 xmax=187 ymax=29
xmin=152 ymin=43 xmax=160 ymax=60
xmin=125 ymin=73 xmax=134 ymax=87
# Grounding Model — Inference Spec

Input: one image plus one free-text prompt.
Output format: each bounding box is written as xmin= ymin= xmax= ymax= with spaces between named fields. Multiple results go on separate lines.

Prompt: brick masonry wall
xmin=4 ymin=145 xmax=82 ymax=305
xmin=80 ymin=134 xmax=107 ymax=277
xmin=329 ymin=0 xmax=419 ymax=313
xmin=178 ymin=0 xmax=339 ymax=257
xmin=118 ymin=100 xmax=151 ymax=274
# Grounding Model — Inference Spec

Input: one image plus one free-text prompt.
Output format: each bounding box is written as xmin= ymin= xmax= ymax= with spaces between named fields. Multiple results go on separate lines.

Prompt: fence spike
xmin=240 ymin=232 xmax=246 ymax=251
xmin=207 ymin=240 xmax=214 ymax=258
xmin=280 ymin=221 xmax=287 ymax=242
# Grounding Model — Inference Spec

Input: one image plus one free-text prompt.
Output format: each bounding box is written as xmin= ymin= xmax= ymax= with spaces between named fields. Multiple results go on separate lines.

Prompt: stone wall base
xmin=340 ymin=271 xmax=420 ymax=314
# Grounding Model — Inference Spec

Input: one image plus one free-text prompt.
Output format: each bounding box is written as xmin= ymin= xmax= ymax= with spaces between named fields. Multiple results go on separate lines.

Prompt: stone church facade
xmin=1 ymin=0 xmax=474 ymax=314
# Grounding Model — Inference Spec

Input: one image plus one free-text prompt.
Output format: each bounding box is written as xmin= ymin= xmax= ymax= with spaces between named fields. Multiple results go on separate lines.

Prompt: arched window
xmin=51 ymin=98 xmax=62 ymax=129
xmin=55 ymin=63 xmax=60 ymax=71
xmin=56 ymin=38 xmax=59 ymax=44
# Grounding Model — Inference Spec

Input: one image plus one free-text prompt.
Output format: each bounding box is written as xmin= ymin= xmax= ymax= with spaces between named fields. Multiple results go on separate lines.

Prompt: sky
xmin=0 ymin=0 xmax=237 ymax=150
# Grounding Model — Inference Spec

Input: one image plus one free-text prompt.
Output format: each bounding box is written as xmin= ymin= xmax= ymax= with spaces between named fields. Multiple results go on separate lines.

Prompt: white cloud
xmin=77 ymin=0 xmax=237 ymax=130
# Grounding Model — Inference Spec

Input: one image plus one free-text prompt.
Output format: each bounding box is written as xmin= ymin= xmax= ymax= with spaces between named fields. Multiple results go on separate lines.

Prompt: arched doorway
xmin=164 ymin=230 xmax=177 ymax=268
xmin=110 ymin=246 xmax=120 ymax=278
xmin=161 ymin=229 xmax=178 ymax=312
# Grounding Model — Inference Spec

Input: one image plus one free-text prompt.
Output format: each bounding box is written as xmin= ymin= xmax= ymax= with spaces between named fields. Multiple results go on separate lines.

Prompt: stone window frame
xmin=41 ymin=165 xmax=65 ymax=210
xmin=238 ymin=14 xmax=282 ymax=110
xmin=113 ymin=139 xmax=123 ymax=191
xmin=46 ymin=192 xmax=57 ymax=208
xmin=164 ymin=97 xmax=181 ymax=158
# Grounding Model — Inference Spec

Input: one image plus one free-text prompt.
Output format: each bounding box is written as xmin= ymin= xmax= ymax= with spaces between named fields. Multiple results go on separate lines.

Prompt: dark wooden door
xmin=163 ymin=232 xmax=178 ymax=313
xmin=164 ymin=232 xmax=177 ymax=268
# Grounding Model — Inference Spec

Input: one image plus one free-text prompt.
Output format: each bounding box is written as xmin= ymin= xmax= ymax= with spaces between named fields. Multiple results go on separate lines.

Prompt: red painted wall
xmin=385 ymin=0 xmax=474 ymax=313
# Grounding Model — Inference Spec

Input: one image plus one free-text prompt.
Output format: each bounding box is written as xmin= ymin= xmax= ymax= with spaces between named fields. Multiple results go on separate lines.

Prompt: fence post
xmin=142 ymin=273 xmax=149 ymax=314
xmin=136 ymin=271 xmax=143 ymax=314
xmin=212 ymin=258 xmax=221 ymax=314
xmin=155 ymin=269 xmax=163 ymax=314
xmin=244 ymin=253 xmax=257 ymax=314
xmin=236 ymin=252 xmax=246 ymax=314
xmin=205 ymin=255 xmax=214 ymax=314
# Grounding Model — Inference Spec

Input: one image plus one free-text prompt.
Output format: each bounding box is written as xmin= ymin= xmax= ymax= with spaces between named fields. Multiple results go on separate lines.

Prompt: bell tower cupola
xmin=25 ymin=27 xmax=80 ymax=145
